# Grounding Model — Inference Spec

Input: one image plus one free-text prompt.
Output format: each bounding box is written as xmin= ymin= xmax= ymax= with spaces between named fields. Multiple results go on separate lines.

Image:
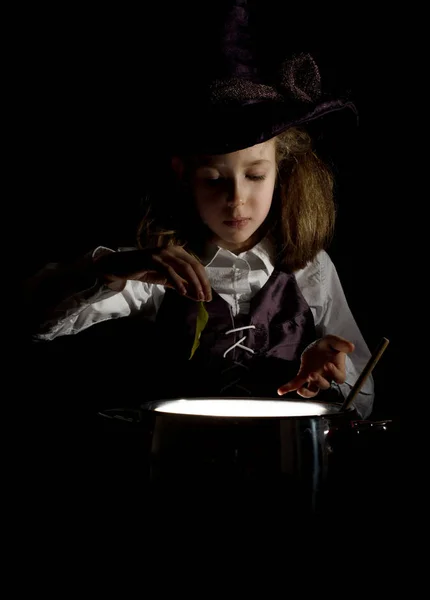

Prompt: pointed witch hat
xmin=166 ymin=0 xmax=356 ymax=155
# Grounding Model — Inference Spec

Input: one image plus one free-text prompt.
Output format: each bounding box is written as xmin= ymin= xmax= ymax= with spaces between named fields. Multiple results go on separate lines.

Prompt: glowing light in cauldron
xmin=153 ymin=399 xmax=331 ymax=417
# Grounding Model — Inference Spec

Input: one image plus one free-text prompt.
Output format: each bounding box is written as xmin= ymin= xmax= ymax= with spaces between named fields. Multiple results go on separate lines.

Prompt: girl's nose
xmin=226 ymin=181 xmax=245 ymax=206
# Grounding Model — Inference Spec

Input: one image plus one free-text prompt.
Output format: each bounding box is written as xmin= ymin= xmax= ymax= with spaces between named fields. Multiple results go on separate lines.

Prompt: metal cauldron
xmin=98 ymin=397 xmax=393 ymax=518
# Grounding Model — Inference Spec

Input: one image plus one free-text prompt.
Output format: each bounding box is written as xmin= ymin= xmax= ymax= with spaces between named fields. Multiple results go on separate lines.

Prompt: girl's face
xmin=190 ymin=139 xmax=277 ymax=253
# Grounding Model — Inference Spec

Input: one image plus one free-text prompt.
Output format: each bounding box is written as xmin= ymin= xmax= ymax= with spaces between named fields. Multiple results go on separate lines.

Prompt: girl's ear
xmin=171 ymin=156 xmax=184 ymax=179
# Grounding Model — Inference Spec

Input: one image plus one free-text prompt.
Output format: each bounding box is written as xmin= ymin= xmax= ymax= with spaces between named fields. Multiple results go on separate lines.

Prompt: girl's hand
xmin=93 ymin=246 xmax=212 ymax=302
xmin=277 ymin=335 xmax=354 ymax=398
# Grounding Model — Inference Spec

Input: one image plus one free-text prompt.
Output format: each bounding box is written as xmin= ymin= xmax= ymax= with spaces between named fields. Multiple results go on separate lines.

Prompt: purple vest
xmin=153 ymin=269 xmax=316 ymax=399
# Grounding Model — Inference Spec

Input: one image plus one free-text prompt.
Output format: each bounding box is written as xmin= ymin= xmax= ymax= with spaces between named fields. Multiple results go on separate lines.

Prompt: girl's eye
xmin=246 ymin=175 xmax=266 ymax=181
xmin=205 ymin=178 xmax=225 ymax=186
xmin=203 ymin=174 xmax=266 ymax=185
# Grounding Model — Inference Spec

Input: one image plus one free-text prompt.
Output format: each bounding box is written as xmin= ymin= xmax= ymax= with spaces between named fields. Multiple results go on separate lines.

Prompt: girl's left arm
xmin=296 ymin=251 xmax=374 ymax=419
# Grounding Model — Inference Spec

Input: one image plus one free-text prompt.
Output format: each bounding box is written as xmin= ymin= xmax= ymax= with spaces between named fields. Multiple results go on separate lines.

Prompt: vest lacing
xmin=223 ymin=325 xmax=256 ymax=358
xmin=220 ymin=325 xmax=256 ymax=395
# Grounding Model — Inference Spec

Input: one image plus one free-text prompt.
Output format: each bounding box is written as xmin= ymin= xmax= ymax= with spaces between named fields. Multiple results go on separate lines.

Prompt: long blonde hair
xmin=137 ymin=127 xmax=335 ymax=271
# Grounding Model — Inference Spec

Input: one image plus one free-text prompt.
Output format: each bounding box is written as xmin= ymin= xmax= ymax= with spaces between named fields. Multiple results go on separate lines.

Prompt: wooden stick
xmin=340 ymin=337 xmax=390 ymax=412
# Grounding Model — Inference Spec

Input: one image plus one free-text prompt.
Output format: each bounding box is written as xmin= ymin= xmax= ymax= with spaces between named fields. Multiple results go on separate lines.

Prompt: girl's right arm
xmin=21 ymin=247 xmax=147 ymax=340
xmin=22 ymin=245 xmax=211 ymax=340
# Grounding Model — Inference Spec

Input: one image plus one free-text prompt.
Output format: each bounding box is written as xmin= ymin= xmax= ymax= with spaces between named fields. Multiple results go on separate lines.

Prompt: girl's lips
xmin=223 ymin=218 xmax=250 ymax=229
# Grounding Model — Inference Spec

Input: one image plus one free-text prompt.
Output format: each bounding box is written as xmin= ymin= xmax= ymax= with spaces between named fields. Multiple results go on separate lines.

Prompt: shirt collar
xmin=202 ymin=238 xmax=274 ymax=274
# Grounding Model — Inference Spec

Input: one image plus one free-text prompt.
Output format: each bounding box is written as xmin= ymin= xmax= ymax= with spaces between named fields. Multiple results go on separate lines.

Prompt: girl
xmin=25 ymin=124 xmax=373 ymax=418
xmin=24 ymin=8 xmax=374 ymax=418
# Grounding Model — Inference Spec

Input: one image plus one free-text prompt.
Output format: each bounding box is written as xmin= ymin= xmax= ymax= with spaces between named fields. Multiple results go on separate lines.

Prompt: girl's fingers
xmin=296 ymin=373 xmax=330 ymax=398
xmin=172 ymin=257 xmax=207 ymax=300
xmin=173 ymin=249 xmax=212 ymax=301
xmin=278 ymin=371 xmax=332 ymax=398
xmin=193 ymin=262 xmax=212 ymax=301
xmin=324 ymin=335 xmax=355 ymax=354
xmin=171 ymin=247 xmax=212 ymax=301
xmin=308 ymin=372 xmax=332 ymax=391
xmin=157 ymin=251 xmax=211 ymax=301
xmin=148 ymin=257 xmax=189 ymax=295
xmin=277 ymin=376 xmax=308 ymax=396
xmin=296 ymin=385 xmax=319 ymax=398
xmin=136 ymin=271 xmax=177 ymax=290
xmin=324 ymin=362 xmax=346 ymax=385
xmin=101 ymin=246 xmax=212 ymax=301
xmin=164 ymin=263 xmax=191 ymax=296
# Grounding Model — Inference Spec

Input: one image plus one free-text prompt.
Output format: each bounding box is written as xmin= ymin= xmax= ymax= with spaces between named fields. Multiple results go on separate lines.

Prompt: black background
xmin=9 ymin=5 xmax=425 ymax=568
xmin=14 ymin=6 xmax=409 ymax=421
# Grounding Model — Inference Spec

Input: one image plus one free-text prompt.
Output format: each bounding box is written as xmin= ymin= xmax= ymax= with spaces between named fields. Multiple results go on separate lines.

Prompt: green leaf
xmin=189 ymin=301 xmax=209 ymax=360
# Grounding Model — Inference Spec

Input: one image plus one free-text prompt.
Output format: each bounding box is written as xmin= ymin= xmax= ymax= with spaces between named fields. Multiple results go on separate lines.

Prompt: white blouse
xmin=34 ymin=240 xmax=374 ymax=418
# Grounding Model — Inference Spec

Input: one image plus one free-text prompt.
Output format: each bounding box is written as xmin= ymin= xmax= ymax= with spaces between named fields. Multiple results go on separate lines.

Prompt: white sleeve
xmin=34 ymin=246 xmax=166 ymax=341
xmin=296 ymin=251 xmax=374 ymax=419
